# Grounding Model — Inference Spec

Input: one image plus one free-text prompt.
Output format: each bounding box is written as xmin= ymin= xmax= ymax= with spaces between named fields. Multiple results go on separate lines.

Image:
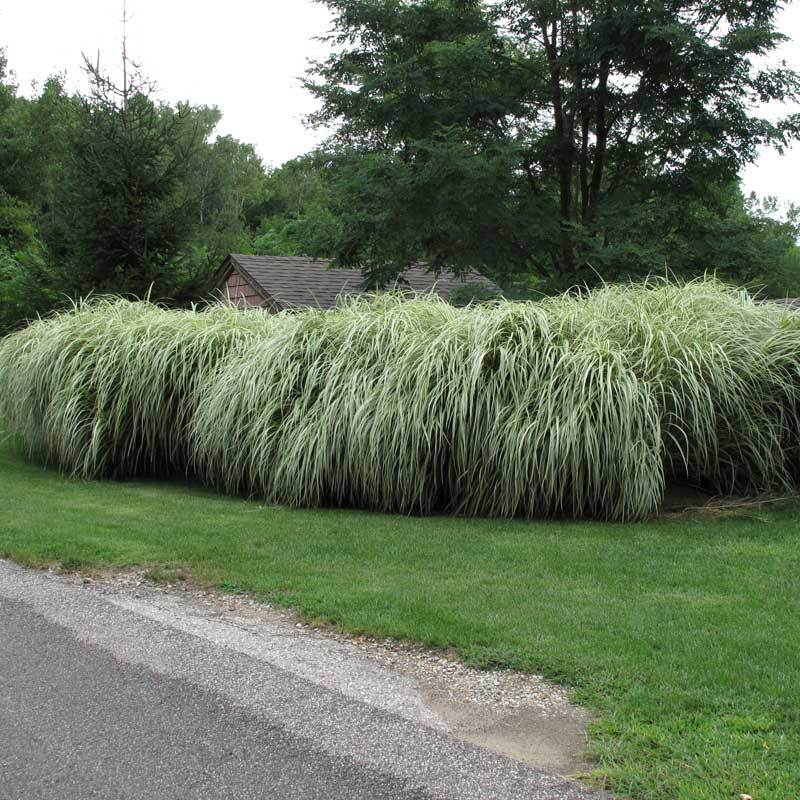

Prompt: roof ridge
xmin=221 ymin=254 xmax=500 ymax=310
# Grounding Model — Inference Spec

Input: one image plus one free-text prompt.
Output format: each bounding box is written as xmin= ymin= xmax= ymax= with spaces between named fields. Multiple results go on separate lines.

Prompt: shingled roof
xmin=770 ymin=298 xmax=800 ymax=311
xmin=217 ymin=254 xmax=500 ymax=311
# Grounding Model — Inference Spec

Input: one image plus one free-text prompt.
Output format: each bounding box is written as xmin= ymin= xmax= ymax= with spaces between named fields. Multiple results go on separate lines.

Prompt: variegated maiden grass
xmin=2 ymin=280 xmax=800 ymax=519
xmin=0 ymin=298 xmax=278 ymax=478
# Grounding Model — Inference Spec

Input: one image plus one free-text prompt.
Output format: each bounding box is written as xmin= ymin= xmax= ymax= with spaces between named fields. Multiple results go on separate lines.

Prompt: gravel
xmin=73 ymin=566 xmax=583 ymax=720
xmin=4 ymin=561 xmax=603 ymax=795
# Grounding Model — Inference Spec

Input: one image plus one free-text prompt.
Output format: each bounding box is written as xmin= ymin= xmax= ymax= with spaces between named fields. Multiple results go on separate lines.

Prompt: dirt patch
xmin=431 ymin=702 xmax=592 ymax=777
xmin=661 ymin=482 xmax=715 ymax=511
xmin=660 ymin=482 xmax=800 ymax=517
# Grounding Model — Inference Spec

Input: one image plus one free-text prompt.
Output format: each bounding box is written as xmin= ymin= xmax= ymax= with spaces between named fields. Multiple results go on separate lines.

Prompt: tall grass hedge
xmin=2 ymin=280 xmax=800 ymax=520
xmin=0 ymin=299 xmax=277 ymax=478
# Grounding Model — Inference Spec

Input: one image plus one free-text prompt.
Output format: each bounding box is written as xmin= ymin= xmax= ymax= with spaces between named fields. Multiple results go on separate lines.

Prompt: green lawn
xmin=1 ymin=433 xmax=798 ymax=800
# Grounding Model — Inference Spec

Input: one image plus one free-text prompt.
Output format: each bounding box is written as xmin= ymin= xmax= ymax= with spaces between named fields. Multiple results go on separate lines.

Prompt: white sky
xmin=1 ymin=0 xmax=799 ymax=206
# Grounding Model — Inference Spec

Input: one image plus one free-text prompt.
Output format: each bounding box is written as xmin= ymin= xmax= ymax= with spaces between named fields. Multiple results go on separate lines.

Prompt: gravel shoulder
xmin=0 ymin=559 xmax=604 ymax=799
xmin=62 ymin=564 xmax=593 ymax=778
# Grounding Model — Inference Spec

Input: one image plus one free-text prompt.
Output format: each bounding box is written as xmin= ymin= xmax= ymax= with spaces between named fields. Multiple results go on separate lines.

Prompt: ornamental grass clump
xmin=541 ymin=281 xmax=800 ymax=495
xmin=0 ymin=298 xmax=276 ymax=478
xmin=2 ymin=279 xmax=800 ymax=520
xmin=190 ymin=294 xmax=663 ymax=519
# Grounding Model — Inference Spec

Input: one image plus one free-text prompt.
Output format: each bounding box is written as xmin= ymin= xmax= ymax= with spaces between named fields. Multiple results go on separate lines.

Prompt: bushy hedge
xmin=2 ymin=280 xmax=800 ymax=520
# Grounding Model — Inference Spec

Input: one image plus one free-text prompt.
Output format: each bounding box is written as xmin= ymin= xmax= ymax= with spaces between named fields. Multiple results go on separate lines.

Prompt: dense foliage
xmin=1 ymin=0 xmax=800 ymax=332
xmin=306 ymin=0 xmax=800 ymax=287
xmin=3 ymin=280 xmax=800 ymax=521
xmin=0 ymin=50 xmax=332 ymax=333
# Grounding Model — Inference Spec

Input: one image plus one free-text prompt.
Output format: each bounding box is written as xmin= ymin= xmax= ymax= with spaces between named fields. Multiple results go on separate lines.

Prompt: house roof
xmin=218 ymin=254 xmax=500 ymax=310
xmin=770 ymin=298 xmax=800 ymax=311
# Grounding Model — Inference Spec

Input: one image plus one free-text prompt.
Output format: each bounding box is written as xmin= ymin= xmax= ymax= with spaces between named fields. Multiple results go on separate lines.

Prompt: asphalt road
xmin=0 ymin=560 xmax=602 ymax=800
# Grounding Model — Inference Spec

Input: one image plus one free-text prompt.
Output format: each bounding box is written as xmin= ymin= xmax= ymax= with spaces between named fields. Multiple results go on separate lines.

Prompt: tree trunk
xmin=540 ymin=18 xmax=576 ymax=273
xmin=588 ymin=55 xmax=610 ymax=215
xmin=579 ymin=107 xmax=590 ymax=219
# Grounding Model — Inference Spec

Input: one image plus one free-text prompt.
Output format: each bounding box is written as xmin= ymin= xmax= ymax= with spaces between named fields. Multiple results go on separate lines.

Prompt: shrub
xmin=2 ymin=279 xmax=800 ymax=520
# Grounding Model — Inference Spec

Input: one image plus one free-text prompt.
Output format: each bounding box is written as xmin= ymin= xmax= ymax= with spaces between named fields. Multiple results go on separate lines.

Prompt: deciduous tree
xmin=306 ymin=0 xmax=800 ymax=286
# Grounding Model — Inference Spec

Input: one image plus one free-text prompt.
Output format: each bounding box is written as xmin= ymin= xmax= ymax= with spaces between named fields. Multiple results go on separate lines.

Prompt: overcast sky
xmin=2 ymin=0 xmax=798 ymax=206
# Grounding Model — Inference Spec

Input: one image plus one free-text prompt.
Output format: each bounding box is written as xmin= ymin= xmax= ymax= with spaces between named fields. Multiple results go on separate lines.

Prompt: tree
xmin=185 ymin=135 xmax=267 ymax=264
xmin=0 ymin=53 xmax=65 ymax=331
xmin=305 ymin=0 xmax=800 ymax=287
xmin=248 ymin=155 xmax=339 ymax=257
xmin=0 ymin=196 xmax=54 ymax=333
xmin=744 ymin=195 xmax=800 ymax=297
xmin=0 ymin=41 xmax=280 ymax=324
xmin=53 ymin=47 xmax=217 ymax=296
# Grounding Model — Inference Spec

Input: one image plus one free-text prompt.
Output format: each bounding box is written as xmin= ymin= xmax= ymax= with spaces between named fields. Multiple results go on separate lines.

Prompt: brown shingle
xmin=218 ymin=255 xmax=500 ymax=311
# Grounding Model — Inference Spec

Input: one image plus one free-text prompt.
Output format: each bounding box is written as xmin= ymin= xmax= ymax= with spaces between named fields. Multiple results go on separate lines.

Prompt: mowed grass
xmin=1 ymin=435 xmax=799 ymax=800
